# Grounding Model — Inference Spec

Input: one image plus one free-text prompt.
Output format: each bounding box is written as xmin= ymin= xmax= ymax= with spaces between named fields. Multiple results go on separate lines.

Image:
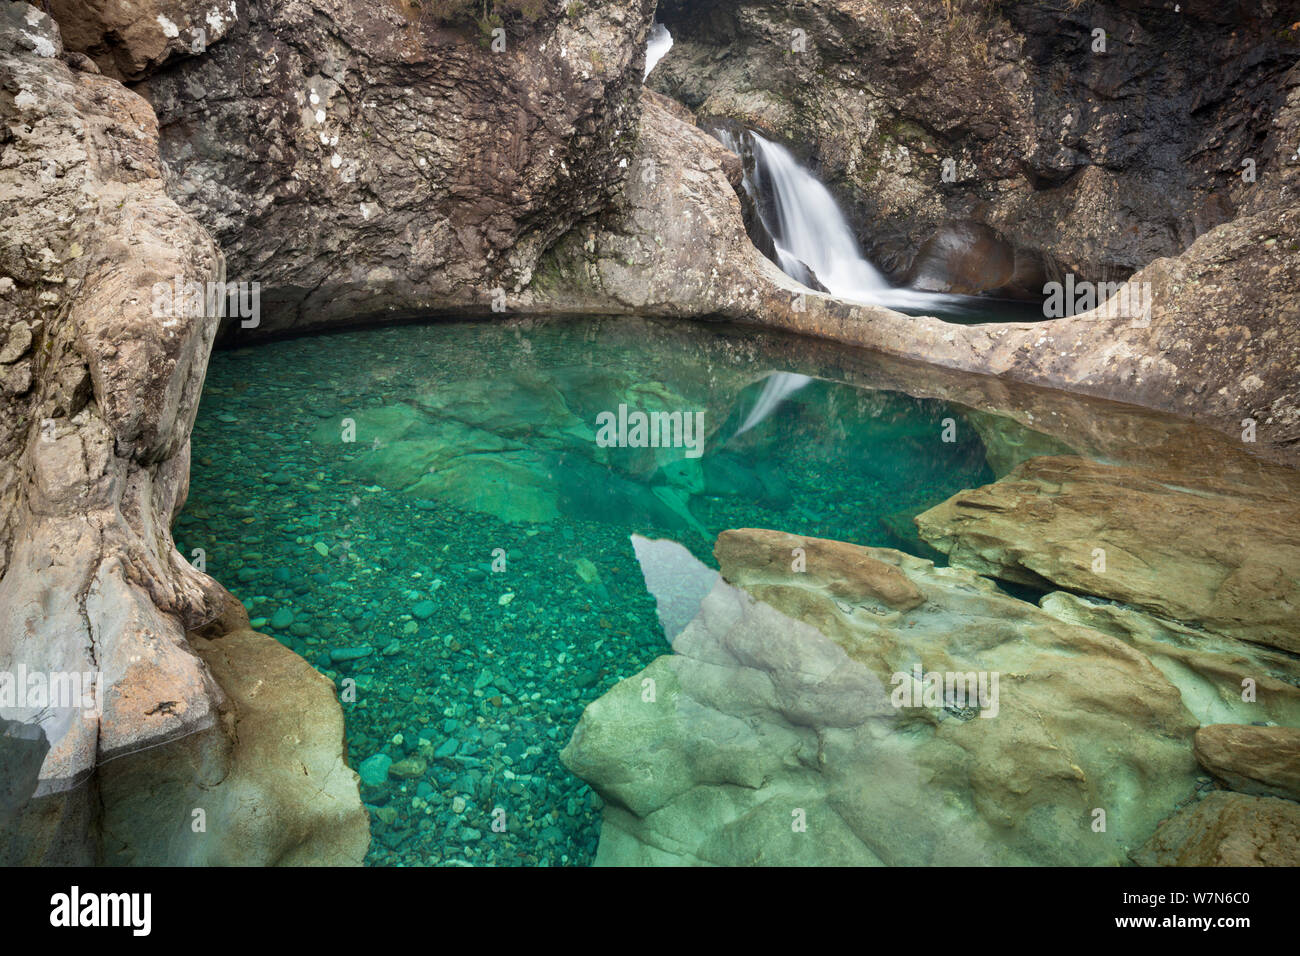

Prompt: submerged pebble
xmin=176 ymin=318 xmax=997 ymax=866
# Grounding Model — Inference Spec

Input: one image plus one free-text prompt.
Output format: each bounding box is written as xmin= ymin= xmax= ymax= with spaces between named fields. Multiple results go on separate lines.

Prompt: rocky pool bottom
xmin=176 ymin=315 xmax=1300 ymax=866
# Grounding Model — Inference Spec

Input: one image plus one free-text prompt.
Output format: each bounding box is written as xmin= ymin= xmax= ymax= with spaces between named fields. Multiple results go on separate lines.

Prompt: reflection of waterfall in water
xmin=716 ymin=127 xmax=1007 ymax=318
xmin=735 ymin=372 xmax=812 ymax=437
xmin=645 ymin=23 xmax=673 ymax=79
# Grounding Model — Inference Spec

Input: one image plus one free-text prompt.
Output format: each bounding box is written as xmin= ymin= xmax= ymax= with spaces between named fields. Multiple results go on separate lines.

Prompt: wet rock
xmin=906 ymin=220 xmax=1047 ymax=298
xmin=916 ymin=455 xmax=1300 ymax=653
xmin=534 ymin=90 xmax=781 ymax=321
xmin=563 ymin=528 xmax=1198 ymax=866
xmin=1193 ymin=725 xmax=1300 ymax=803
xmin=1133 ymin=791 xmax=1300 ymax=867
xmin=715 ymin=527 xmax=926 ymax=611
xmin=99 ymin=624 xmax=370 ymax=865
xmin=435 ymin=739 xmax=459 ymax=760
xmin=358 ymin=754 xmax=392 ymax=787
xmin=1039 ymin=593 xmax=1300 ymax=730
xmin=388 ymin=757 xmax=427 ymax=780
xmin=0 ymin=7 xmax=257 ymax=862
xmin=959 ymin=409 xmax=1076 ymax=478
xmin=318 ymin=371 xmax=718 ymax=535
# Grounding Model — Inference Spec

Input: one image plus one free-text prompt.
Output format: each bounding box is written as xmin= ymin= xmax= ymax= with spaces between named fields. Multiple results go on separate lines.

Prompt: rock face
xmin=1134 ymin=791 xmax=1300 ymax=867
xmin=48 ymin=0 xmax=245 ymax=80
xmin=1193 ymin=725 xmax=1300 ymax=803
xmin=0 ymin=3 xmax=365 ymax=864
xmin=562 ymin=528 xmax=1199 ymax=866
xmin=531 ymin=88 xmax=799 ymax=319
xmin=652 ymin=0 xmax=1299 ymax=288
xmin=915 ymin=455 xmax=1300 ymax=653
xmin=127 ymin=0 xmax=657 ymax=336
xmin=1040 ymin=593 xmax=1300 ymax=731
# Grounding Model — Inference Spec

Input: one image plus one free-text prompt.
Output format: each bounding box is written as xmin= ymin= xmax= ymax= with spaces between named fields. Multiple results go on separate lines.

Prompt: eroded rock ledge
xmin=0 ymin=3 xmax=366 ymax=865
xmin=915 ymin=455 xmax=1300 ymax=654
xmin=562 ymin=527 xmax=1300 ymax=866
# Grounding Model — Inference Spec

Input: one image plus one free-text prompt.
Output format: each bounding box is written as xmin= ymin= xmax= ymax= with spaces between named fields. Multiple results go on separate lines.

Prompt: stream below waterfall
xmin=175 ymin=315 xmax=1057 ymax=865
xmin=175 ymin=314 xmax=1295 ymax=866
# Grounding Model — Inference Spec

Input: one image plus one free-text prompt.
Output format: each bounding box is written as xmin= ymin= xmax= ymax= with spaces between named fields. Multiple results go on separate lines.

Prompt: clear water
xmin=176 ymin=315 xmax=1018 ymax=866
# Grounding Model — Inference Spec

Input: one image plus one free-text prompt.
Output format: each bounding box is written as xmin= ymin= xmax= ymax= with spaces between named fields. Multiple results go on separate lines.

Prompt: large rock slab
xmin=563 ymin=528 xmax=1199 ymax=866
xmin=1134 ymin=791 xmax=1300 ymax=867
xmin=1040 ymin=592 xmax=1300 ymax=730
xmin=916 ymin=455 xmax=1300 ymax=653
xmin=1193 ymin=725 xmax=1300 ymax=803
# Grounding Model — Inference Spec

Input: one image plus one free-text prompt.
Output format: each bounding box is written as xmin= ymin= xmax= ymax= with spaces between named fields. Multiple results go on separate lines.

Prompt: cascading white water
xmin=722 ymin=128 xmax=970 ymax=312
xmin=644 ymin=23 xmax=673 ymax=79
xmin=747 ymin=133 xmax=890 ymax=300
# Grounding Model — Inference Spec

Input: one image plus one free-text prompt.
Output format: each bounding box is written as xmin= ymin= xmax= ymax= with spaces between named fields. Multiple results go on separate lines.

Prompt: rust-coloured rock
xmin=1194 ymin=725 xmax=1300 ymax=802
xmin=1134 ymin=792 xmax=1300 ymax=867
xmin=715 ymin=528 xmax=925 ymax=611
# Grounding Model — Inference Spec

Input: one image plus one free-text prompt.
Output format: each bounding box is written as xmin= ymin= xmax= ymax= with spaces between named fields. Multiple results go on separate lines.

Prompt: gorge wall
xmin=0 ymin=3 xmax=367 ymax=864
xmin=47 ymin=0 xmax=1299 ymax=458
xmin=650 ymin=0 xmax=1300 ymax=291
xmin=134 ymin=0 xmax=659 ymax=333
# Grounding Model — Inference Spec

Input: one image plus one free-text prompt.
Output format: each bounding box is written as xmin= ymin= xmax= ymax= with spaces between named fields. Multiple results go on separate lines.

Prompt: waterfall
xmin=645 ymin=23 xmax=673 ymax=79
xmin=716 ymin=126 xmax=976 ymax=313
xmin=747 ymin=133 xmax=890 ymax=299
